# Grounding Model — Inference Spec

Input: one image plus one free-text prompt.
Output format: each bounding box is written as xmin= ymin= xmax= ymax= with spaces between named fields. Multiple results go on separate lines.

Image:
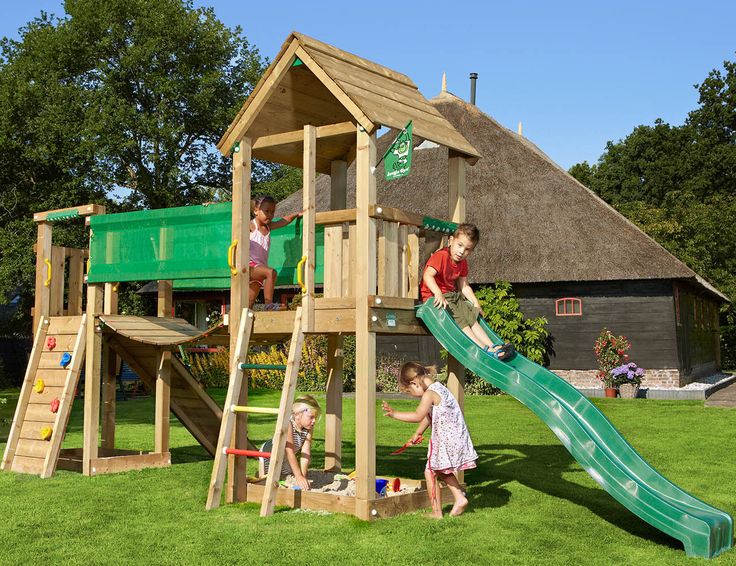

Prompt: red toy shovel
xmin=390 ymin=435 xmax=423 ymax=455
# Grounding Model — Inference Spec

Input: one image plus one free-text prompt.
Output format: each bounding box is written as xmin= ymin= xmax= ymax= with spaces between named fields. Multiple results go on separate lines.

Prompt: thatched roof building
xmin=280 ymin=90 xmax=723 ymax=299
xmin=278 ymin=89 xmax=726 ymax=388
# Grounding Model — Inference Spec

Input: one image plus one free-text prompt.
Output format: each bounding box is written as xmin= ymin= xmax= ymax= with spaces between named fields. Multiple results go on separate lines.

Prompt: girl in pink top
xmin=245 ymin=195 xmax=302 ymax=310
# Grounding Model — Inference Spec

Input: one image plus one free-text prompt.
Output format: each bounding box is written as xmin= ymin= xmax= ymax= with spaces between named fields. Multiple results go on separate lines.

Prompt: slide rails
xmin=416 ymin=301 xmax=732 ymax=558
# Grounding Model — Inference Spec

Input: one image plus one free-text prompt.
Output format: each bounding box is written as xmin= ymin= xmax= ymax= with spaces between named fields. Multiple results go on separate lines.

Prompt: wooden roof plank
xmin=218 ymin=39 xmax=301 ymax=155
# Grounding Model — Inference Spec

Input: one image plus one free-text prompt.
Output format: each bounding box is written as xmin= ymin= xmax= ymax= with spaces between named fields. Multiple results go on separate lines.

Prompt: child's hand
xmin=433 ymin=292 xmax=448 ymax=309
xmin=473 ymin=300 xmax=484 ymax=316
xmin=382 ymin=401 xmax=394 ymax=417
xmin=410 ymin=433 xmax=422 ymax=444
xmin=295 ymin=475 xmax=310 ymax=491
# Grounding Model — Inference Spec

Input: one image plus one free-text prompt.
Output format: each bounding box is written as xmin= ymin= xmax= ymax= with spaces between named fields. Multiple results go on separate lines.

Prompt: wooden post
xmin=354 ymin=127 xmax=378 ymax=519
xmin=228 ymin=137 xmax=251 ymax=502
xmin=155 ymin=281 xmax=172 ymax=455
xmin=83 ymin=284 xmax=103 ymax=476
xmin=67 ymin=249 xmax=84 ymax=315
xmin=447 ymin=154 xmax=467 ymax=482
xmin=49 ymin=246 xmax=65 ymax=316
xmin=324 ymin=159 xmax=346 ymax=471
xmin=155 ymin=349 xmax=171 ymax=454
xmin=33 ymin=223 xmax=52 ymax=334
xmin=325 ymin=335 xmax=344 ymax=471
xmin=101 ymin=282 xmax=119 ymax=449
xmin=302 ymin=124 xmax=317 ymax=332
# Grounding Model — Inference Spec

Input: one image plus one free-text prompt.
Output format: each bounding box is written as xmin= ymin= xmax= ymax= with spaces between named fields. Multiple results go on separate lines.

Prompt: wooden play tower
xmin=207 ymin=32 xmax=480 ymax=519
xmin=3 ymin=31 xmax=479 ymax=520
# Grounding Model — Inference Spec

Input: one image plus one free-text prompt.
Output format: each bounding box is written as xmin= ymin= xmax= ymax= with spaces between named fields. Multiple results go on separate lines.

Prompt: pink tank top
xmin=249 ymin=220 xmax=270 ymax=266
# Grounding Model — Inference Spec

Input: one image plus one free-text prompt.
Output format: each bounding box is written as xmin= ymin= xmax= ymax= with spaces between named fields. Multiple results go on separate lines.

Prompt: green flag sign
xmin=383 ymin=121 xmax=413 ymax=181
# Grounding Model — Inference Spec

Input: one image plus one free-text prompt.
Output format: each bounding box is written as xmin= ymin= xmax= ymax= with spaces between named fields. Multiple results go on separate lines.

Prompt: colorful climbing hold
xmin=50 ymin=398 xmax=60 ymax=413
xmin=34 ymin=379 xmax=45 ymax=393
xmin=40 ymin=426 xmax=52 ymax=441
xmin=46 ymin=336 xmax=57 ymax=350
xmin=60 ymin=353 xmax=72 ymax=368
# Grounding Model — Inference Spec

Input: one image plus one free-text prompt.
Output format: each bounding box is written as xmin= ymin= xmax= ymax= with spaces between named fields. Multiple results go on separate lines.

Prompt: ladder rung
xmin=224 ymin=448 xmax=270 ymax=458
xmin=230 ymin=405 xmax=279 ymax=415
xmin=239 ymin=363 xmax=287 ymax=371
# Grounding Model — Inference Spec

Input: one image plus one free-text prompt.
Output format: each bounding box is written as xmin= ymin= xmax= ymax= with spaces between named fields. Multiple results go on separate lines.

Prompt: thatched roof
xmin=278 ymin=91 xmax=727 ymax=301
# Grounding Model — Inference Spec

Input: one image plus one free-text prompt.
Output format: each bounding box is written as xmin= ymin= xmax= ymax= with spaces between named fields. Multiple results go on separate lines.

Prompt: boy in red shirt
xmin=420 ymin=223 xmax=513 ymax=360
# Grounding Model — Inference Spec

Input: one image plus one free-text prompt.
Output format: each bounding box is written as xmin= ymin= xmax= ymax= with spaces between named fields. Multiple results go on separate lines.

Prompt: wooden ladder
xmin=2 ymin=315 xmax=87 ymax=478
xmin=206 ymin=307 xmax=305 ymax=515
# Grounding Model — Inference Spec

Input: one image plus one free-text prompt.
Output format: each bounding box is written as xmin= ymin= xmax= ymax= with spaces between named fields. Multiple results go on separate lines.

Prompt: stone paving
xmin=705 ymin=381 xmax=736 ymax=408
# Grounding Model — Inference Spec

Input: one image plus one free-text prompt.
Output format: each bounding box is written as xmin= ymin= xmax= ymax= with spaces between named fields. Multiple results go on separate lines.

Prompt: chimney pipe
xmin=469 ymin=72 xmax=478 ymax=105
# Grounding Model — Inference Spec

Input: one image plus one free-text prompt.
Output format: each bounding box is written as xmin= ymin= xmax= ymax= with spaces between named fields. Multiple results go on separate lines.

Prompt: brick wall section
xmin=554 ymin=369 xmax=683 ymax=388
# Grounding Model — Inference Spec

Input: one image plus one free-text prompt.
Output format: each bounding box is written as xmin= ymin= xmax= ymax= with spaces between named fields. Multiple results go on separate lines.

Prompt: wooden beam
xmin=154 ymin=349 xmax=171 ymax=454
xmin=324 ymin=335 xmax=344 ymax=471
xmin=354 ymin=127 xmax=377 ymax=518
xmin=67 ymin=249 xmax=84 ymax=315
xmin=447 ymin=154 xmax=466 ymax=483
xmin=83 ymin=284 xmax=103 ymax=476
xmin=49 ymin=245 xmax=65 ymax=316
xmin=295 ymin=46 xmax=374 ymax=133
xmin=219 ymin=40 xmax=300 ymax=155
xmin=101 ymin=282 xmax=119 ymax=449
xmin=316 ymin=209 xmax=356 ymax=225
xmin=228 ymin=137 xmax=251 ymax=502
xmin=252 ymin=121 xmax=355 ymax=150
xmin=302 ymin=124 xmax=317 ymax=332
xmin=33 ymin=223 xmax=52 ymax=334
xmin=369 ymin=205 xmax=424 ymax=227
xmin=157 ymin=280 xmax=173 ymax=318
xmin=33 ymin=204 xmax=105 ymax=223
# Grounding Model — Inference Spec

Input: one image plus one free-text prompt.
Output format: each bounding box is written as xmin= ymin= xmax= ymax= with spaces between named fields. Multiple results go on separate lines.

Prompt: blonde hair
xmin=292 ymin=394 xmax=321 ymax=419
xmin=398 ymin=362 xmax=437 ymax=391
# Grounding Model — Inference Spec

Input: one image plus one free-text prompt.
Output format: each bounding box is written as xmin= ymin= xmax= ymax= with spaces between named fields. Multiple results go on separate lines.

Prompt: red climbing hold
xmin=50 ymin=398 xmax=60 ymax=413
xmin=47 ymin=336 xmax=57 ymax=350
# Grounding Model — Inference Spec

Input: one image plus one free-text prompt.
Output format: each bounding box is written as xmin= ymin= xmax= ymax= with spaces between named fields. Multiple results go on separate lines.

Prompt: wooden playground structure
xmin=2 ymin=32 xmax=480 ymax=520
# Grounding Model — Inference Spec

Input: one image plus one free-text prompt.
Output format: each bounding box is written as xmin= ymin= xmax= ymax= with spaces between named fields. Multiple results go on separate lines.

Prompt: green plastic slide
xmin=416 ymin=301 xmax=733 ymax=559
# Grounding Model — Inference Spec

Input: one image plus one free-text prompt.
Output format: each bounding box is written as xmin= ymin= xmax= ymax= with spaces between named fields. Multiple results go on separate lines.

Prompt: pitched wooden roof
xmin=278 ymin=91 xmax=727 ymax=301
xmin=217 ymin=32 xmax=479 ymax=172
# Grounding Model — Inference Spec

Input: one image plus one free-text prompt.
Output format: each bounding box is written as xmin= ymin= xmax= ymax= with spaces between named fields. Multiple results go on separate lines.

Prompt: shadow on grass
xmin=169 ymin=445 xmax=212 ymax=464
xmin=470 ymin=443 xmax=681 ymax=552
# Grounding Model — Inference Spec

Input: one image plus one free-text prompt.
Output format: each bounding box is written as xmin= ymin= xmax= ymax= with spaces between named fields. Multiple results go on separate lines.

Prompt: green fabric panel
xmin=88 ymin=203 xmax=323 ymax=286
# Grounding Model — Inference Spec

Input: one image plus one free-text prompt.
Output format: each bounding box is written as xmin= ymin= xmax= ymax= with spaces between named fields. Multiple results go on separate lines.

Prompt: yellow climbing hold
xmin=34 ymin=379 xmax=45 ymax=393
xmin=40 ymin=426 xmax=53 ymax=441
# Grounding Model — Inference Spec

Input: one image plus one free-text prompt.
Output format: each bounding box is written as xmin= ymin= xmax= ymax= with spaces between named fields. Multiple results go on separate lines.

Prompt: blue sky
xmin=2 ymin=1 xmax=735 ymax=169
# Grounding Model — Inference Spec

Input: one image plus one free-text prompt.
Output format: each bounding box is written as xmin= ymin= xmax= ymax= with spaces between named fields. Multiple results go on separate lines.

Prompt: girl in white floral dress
xmin=382 ymin=362 xmax=478 ymax=518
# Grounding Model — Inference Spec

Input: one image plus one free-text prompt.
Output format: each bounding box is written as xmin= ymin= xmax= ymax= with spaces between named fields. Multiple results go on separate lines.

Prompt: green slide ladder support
xmin=416 ymin=301 xmax=733 ymax=559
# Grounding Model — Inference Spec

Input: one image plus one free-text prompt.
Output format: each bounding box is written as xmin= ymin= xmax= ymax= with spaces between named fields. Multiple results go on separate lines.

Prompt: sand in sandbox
xmin=279 ymin=470 xmax=419 ymax=497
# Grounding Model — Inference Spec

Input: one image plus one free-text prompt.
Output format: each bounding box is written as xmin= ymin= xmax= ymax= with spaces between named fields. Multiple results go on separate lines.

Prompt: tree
xmin=569 ymin=55 xmax=736 ymax=367
xmin=0 ymin=0 xmax=266 ymax=333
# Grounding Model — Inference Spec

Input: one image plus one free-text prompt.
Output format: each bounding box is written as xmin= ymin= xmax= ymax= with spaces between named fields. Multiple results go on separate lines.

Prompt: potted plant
xmin=594 ymin=328 xmax=631 ymax=398
xmin=612 ymin=362 xmax=644 ymax=398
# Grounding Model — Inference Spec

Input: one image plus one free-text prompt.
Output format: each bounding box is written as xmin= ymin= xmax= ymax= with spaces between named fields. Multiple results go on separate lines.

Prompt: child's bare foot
xmin=449 ymin=496 xmax=468 ymax=516
xmin=424 ymin=510 xmax=443 ymax=519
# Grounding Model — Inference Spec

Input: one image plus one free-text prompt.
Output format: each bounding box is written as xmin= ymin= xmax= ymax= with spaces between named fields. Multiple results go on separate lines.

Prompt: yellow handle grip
xmin=44 ymin=259 xmax=52 ymax=287
xmin=228 ymin=240 xmax=238 ymax=276
xmin=297 ymin=255 xmax=307 ymax=294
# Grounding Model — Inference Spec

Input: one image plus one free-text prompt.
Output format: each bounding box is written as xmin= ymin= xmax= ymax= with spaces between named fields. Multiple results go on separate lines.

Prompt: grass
xmin=1 ymin=389 xmax=735 ymax=565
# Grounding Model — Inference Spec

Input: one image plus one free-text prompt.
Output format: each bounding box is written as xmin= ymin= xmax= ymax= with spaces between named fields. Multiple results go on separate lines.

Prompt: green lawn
xmin=1 ymin=389 xmax=735 ymax=565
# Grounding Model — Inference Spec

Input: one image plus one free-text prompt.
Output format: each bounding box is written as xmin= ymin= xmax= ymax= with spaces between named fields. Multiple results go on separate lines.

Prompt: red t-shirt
xmin=420 ymin=247 xmax=468 ymax=301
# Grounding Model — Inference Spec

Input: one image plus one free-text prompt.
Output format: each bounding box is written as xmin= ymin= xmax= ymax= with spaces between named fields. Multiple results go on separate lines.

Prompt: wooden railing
xmin=315 ymin=206 xmax=449 ymax=301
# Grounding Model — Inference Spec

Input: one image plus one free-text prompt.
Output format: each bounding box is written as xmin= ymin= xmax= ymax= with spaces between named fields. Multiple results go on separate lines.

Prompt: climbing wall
xmin=1 ymin=316 xmax=87 ymax=478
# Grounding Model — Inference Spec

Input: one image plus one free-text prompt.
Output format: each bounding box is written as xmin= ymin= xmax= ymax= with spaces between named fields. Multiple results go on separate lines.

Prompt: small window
xmin=555 ymin=298 xmax=582 ymax=317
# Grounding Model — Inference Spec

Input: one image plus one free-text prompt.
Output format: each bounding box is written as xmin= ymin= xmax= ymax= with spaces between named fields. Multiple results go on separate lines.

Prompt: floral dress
xmin=427 ymin=382 xmax=478 ymax=473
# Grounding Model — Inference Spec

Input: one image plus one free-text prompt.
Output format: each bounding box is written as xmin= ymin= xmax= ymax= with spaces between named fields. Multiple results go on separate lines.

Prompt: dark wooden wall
xmin=513 ymin=280 xmax=681 ymax=371
xmin=673 ymin=281 xmax=721 ymax=377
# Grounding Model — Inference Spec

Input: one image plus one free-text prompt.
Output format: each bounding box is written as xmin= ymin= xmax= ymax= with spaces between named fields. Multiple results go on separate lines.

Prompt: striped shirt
xmin=260 ymin=419 xmax=310 ymax=477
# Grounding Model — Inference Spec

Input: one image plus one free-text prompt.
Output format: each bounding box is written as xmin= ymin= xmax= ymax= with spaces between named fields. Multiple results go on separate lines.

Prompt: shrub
xmin=187 ymin=348 xmax=229 ymax=388
xmin=474 ymin=281 xmax=552 ymax=366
